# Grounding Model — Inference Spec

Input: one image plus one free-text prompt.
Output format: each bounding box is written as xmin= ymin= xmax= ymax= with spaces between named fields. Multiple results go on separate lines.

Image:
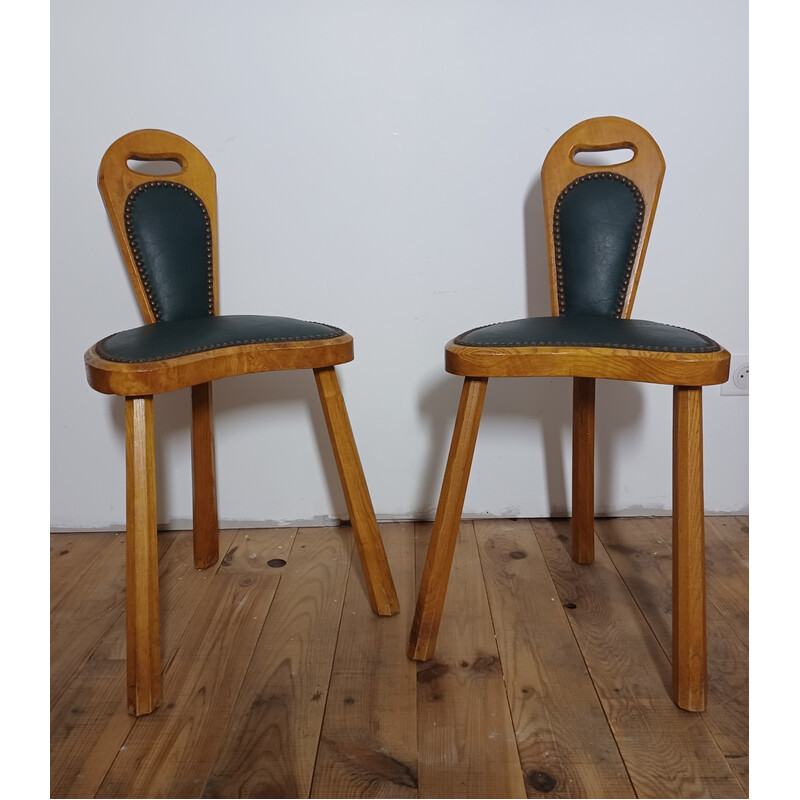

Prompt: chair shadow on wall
xmin=105 ymin=369 xmax=371 ymax=651
xmin=100 ymin=152 xmax=352 ymax=542
xmin=415 ymin=176 xmax=645 ymax=524
xmin=106 ymin=370 xmax=348 ymax=530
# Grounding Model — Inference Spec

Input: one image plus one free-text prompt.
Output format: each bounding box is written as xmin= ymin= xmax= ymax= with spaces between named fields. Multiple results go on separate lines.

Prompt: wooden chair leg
xmin=407 ymin=377 xmax=488 ymax=661
xmin=572 ymin=377 xmax=595 ymax=564
xmin=313 ymin=366 xmax=400 ymax=616
xmin=672 ymin=386 xmax=707 ymax=711
xmin=125 ymin=396 xmax=162 ymax=716
xmin=191 ymin=382 xmax=219 ymax=569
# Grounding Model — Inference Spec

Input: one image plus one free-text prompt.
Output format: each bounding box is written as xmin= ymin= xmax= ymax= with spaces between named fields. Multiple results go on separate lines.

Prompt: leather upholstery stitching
xmin=452 ymin=322 xmax=721 ymax=352
xmin=553 ymin=171 xmax=645 ymax=318
xmin=124 ymin=181 xmax=214 ymax=321
xmin=95 ymin=325 xmax=347 ymax=363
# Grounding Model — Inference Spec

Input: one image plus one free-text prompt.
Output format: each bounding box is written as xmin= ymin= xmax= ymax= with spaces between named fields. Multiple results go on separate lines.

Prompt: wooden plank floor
xmin=51 ymin=516 xmax=748 ymax=799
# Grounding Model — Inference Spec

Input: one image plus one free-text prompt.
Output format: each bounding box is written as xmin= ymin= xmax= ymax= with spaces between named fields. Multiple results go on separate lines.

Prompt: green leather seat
xmin=95 ymin=315 xmax=346 ymax=363
xmin=453 ymin=316 xmax=723 ymax=353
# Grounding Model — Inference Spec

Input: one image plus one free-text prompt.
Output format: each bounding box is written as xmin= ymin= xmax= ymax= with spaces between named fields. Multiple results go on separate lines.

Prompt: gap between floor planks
xmin=51 ymin=516 xmax=748 ymax=799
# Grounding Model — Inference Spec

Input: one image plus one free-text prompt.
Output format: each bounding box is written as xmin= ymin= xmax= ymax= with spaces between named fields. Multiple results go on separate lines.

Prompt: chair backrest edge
xmin=98 ymin=129 xmax=219 ymax=323
xmin=541 ymin=116 xmax=666 ymax=319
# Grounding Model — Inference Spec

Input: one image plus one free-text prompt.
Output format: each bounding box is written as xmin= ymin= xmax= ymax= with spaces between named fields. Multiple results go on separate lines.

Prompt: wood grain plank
xmin=50 ymin=531 xmax=177 ymax=707
xmin=50 ymin=531 xmax=120 ymax=612
xmin=217 ymin=527 xmax=297 ymax=575
xmin=595 ymin=517 xmax=748 ymax=758
xmin=50 ymin=520 xmax=747 ymax=800
xmin=415 ymin=521 xmax=526 ymax=799
xmin=705 ymin=516 xmax=748 ymax=567
xmin=51 ymin=532 xmax=126 ymax=689
xmin=90 ymin=528 xmax=238 ymax=663
xmin=704 ymin=517 xmax=749 ymax=643
xmin=311 ymin=523 xmax=418 ymax=798
xmin=97 ymin=529 xmax=295 ymax=798
xmin=203 ymin=527 xmax=354 ymax=798
xmin=50 ymin=660 xmax=132 ymax=799
xmin=534 ymin=518 xmax=744 ymax=799
xmin=474 ymin=519 xmax=634 ymax=798
xmin=726 ymin=755 xmax=748 ymax=795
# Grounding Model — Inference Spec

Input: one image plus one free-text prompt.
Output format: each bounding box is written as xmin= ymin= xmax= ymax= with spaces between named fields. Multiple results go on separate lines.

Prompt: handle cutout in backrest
xmin=571 ymin=147 xmax=635 ymax=167
xmin=127 ymin=157 xmax=184 ymax=176
xmin=541 ymin=117 xmax=666 ymax=319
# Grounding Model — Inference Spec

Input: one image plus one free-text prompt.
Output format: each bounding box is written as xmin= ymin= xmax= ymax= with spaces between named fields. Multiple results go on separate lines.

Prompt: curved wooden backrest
xmin=541 ymin=117 xmax=666 ymax=319
xmin=98 ymin=129 xmax=219 ymax=324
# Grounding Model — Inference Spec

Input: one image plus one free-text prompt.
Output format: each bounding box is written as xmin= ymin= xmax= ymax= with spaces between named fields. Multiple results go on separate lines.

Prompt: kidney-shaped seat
xmin=85 ymin=129 xmax=399 ymax=716
xmin=407 ymin=117 xmax=730 ymax=713
xmin=85 ymin=314 xmax=355 ymax=395
xmin=448 ymin=315 xmax=727 ymax=383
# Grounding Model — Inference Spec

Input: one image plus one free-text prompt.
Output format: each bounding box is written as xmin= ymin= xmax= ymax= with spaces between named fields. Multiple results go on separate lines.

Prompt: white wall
xmin=51 ymin=0 xmax=748 ymax=530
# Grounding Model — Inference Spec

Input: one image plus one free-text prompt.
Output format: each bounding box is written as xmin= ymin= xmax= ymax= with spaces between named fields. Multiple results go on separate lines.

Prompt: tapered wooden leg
xmin=407 ymin=377 xmax=488 ymax=661
xmin=672 ymin=386 xmax=707 ymax=711
xmin=572 ymin=377 xmax=595 ymax=564
xmin=314 ymin=366 xmax=399 ymax=616
xmin=125 ymin=396 xmax=162 ymax=716
xmin=191 ymin=382 xmax=219 ymax=569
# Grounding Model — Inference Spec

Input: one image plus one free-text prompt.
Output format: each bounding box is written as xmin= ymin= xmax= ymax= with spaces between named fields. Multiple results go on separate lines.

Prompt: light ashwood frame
xmin=541 ymin=116 xmax=666 ymax=320
xmin=98 ymin=129 xmax=220 ymax=323
xmin=89 ymin=130 xmax=400 ymax=716
xmin=408 ymin=118 xmax=726 ymax=713
xmin=84 ymin=334 xmax=356 ymax=396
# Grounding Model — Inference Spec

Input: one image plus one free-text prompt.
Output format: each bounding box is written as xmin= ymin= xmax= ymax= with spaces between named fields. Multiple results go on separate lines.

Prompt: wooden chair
xmin=406 ymin=117 xmax=730 ymax=711
xmin=84 ymin=129 xmax=399 ymax=716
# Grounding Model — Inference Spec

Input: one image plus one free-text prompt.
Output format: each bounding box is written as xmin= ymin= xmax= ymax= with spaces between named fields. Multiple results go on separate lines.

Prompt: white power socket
xmin=720 ymin=354 xmax=749 ymax=396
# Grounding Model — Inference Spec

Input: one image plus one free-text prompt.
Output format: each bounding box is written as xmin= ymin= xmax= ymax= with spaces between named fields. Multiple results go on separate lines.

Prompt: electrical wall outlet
xmin=720 ymin=354 xmax=749 ymax=396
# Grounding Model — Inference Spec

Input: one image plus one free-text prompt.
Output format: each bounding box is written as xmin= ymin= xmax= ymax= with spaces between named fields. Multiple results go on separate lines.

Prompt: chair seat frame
xmin=86 ymin=130 xmax=399 ymax=716
xmin=406 ymin=117 xmax=731 ymax=713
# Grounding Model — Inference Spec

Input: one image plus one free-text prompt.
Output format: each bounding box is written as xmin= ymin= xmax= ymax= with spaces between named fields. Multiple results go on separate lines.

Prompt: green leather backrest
xmin=124 ymin=180 xmax=215 ymax=322
xmin=555 ymin=172 xmax=644 ymax=318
